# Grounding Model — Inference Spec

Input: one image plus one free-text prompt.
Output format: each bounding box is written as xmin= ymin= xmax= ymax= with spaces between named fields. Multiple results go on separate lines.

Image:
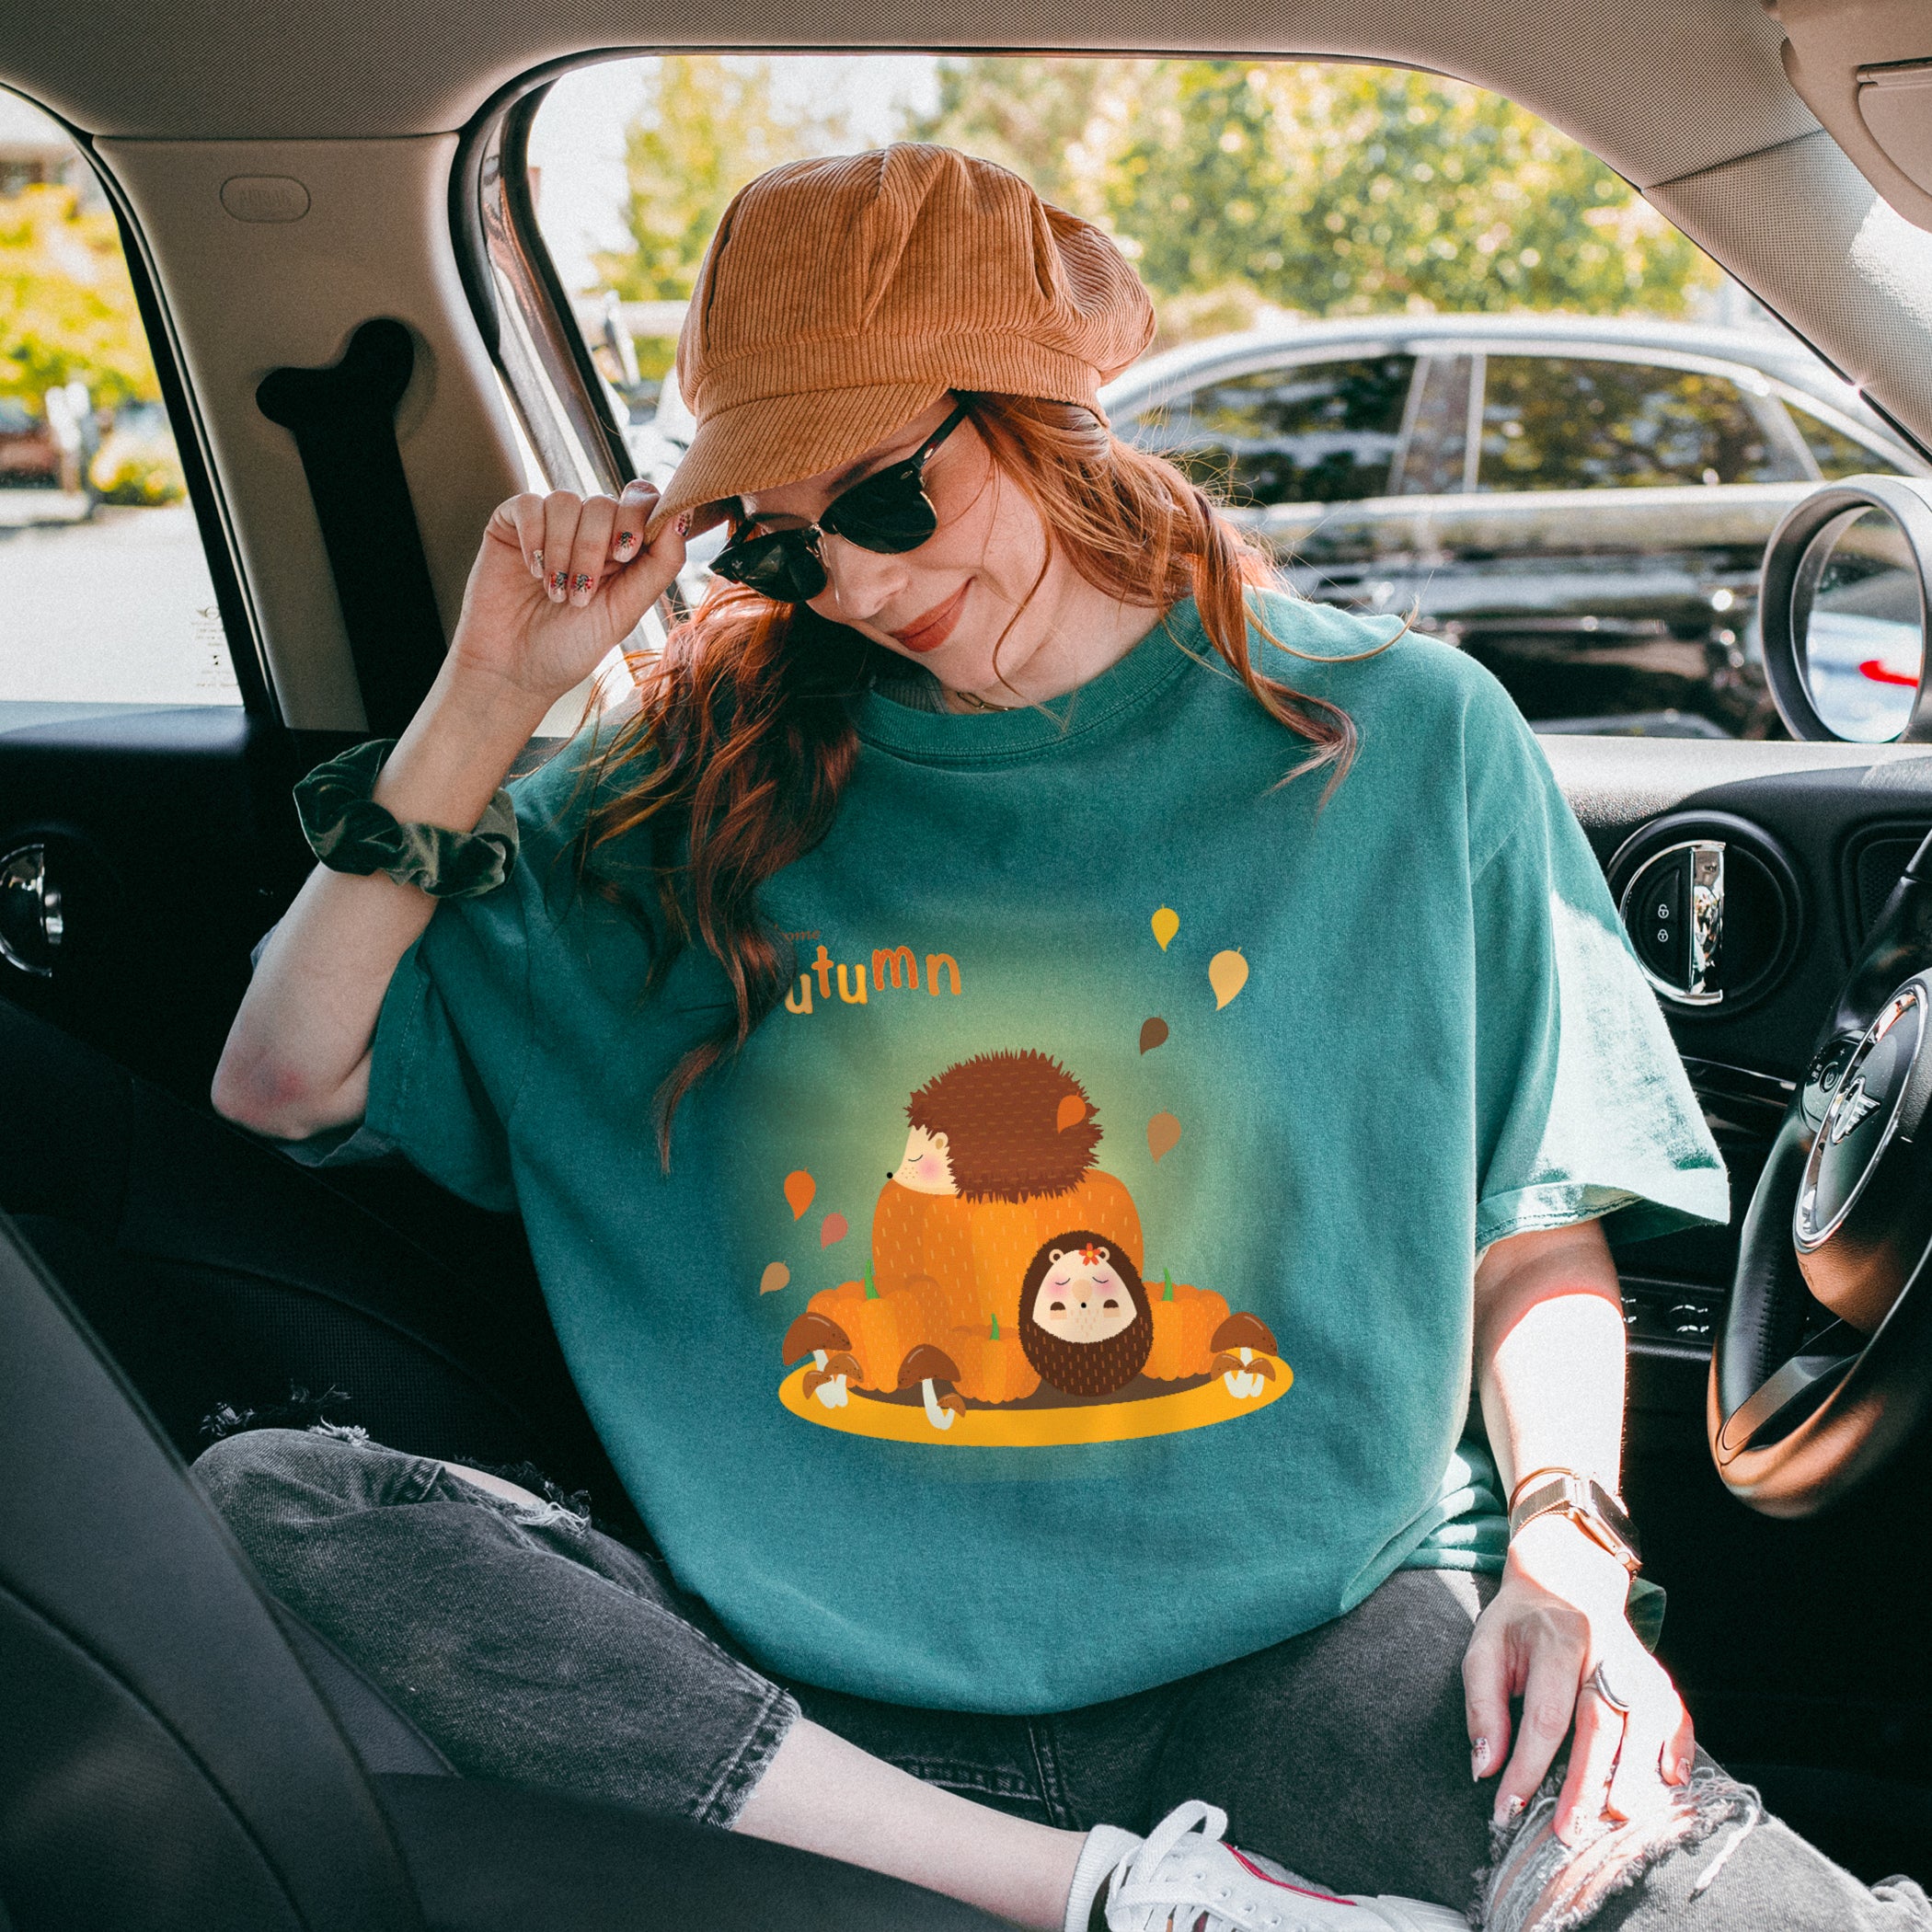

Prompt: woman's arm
xmin=1462 ymin=1219 xmax=1695 ymax=1842
xmin=212 ymin=483 xmax=684 ymax=1141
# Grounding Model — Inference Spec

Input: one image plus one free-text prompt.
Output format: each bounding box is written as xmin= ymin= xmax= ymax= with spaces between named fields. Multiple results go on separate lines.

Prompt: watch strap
xmin=1507 ymin=1468 xmax=1642 ymax=1572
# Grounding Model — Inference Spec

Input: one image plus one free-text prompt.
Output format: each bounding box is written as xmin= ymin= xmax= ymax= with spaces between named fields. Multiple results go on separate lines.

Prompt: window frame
xmin=453 ymin=64 xmax=636 ymax=502
xmin=0 ymin=86 xmax=275 ymax=719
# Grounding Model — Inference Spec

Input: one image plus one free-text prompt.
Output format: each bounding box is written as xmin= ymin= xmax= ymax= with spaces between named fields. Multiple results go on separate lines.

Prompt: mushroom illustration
xmin=782 ymin=1310 xmax=852 ymax=1361
xmin=1209 ymin=1313 xmax=1279 ymax=1400
xmin=1211 ymin=1312 xmax=1278 ymax=1355
xmin=897 ymin=1344 xmax=966 ymax=1432
xmin=802 ymin=1350 xmax=863 ymax=1409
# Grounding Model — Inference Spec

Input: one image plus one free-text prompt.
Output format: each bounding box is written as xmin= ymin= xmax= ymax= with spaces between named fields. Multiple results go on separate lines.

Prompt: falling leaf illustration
xmin=1148 ymin=1111 xmax=1182 ymax=1162
xmin=783 ymin=1169 xmax=816 ymax=1220
xmin=758 ymin=1262 xmax=790 ymax=1295
xmin=1151 ymin=905 xmax=1180 ymax=951
xmin=1055 ymin=1093 xmax=1088 ymax=1133
xmin=1139 ymin=1017 xmax=1169 ymax=1055
xmin=1209 ymin=949 xmax=1249 ymax=1010
xmin=821 ymin=1212 xmax=848 ymax=1248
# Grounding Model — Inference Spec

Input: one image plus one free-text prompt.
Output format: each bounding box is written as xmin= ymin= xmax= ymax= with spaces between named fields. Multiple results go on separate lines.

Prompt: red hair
xmin=574 ymin=392 xmax=1382 ymax=1166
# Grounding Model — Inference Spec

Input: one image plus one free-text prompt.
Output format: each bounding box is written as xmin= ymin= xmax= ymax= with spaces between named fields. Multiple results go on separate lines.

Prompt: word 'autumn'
xmin=786 ymin=944 xmax=962 ymax=1014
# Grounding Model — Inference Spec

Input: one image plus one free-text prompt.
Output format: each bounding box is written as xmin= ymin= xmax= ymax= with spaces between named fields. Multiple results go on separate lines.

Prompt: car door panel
xmin=0 ymin=705 xmax=322 ymax=1101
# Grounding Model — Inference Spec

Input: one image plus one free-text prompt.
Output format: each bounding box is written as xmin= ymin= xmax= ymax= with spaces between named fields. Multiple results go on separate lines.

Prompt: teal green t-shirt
xmin=344 ymin=591 xmax=1725 ymax=1711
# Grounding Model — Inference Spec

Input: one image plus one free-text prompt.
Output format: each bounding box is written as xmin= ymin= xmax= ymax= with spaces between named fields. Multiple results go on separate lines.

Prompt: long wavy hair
xmin=575 ymin=391 xmax=1381 ymax=1166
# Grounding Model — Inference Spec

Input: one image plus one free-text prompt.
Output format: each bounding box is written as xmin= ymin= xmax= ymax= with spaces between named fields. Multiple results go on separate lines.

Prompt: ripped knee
xmin=1477 ymin=1764 xmax=1763 ymax=1932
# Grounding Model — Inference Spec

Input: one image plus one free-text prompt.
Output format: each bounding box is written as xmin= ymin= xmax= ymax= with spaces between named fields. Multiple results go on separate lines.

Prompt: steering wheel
xmin=1710 ymin=474 xmax=1932 ymax=1514
xmin=1712 ymin=945 xmax=1932 ymax=1514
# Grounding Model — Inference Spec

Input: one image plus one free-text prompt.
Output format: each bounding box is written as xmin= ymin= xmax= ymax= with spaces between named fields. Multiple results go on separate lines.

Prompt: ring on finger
xmin=1587 ymin=1661 xmax=1632 ymax=1718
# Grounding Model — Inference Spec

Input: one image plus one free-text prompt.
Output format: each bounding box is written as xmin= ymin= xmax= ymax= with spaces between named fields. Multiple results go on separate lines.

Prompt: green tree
xmin=594 ymin=56 xmax=846 ymax=303
xmin=0 ymin=183 xmax=157 ymax=408
xmin=904 ymin=59 xmax=1716 ymax=328
xmin=910 ymin=57 xmax=1130 ymax=212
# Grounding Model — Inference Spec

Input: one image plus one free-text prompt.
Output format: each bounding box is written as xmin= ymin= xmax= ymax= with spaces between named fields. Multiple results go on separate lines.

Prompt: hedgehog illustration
xmin=901 ymin=1049 xmax=1102 ymax=1202
xmin=1018 ymin=1235 xmax=1155 ymax=1397
xmin=872 ymin=1051 xmax=1144 ymax=1340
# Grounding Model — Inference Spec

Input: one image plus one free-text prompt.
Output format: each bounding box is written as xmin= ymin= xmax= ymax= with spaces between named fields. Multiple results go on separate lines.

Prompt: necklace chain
xmin=950 ymin=687 xmax=1010 ymax=713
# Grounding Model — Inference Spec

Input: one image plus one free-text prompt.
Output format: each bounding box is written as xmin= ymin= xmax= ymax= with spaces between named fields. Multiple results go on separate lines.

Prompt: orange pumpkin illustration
xmin=1144 ymin=1279 xmax=1232 ymax=1382
xmin=946 ymin=1318 xmax=1042 ymax=1405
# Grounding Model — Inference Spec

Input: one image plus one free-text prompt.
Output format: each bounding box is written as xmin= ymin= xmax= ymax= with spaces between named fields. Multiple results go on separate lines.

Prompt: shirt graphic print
xmin=775 ymin=949 xmax=1290 ymax=1446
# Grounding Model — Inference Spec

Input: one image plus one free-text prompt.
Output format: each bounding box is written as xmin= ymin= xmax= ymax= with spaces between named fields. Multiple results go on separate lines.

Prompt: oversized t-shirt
xmin=329 ymin=590 xmax=1726 ymax=1712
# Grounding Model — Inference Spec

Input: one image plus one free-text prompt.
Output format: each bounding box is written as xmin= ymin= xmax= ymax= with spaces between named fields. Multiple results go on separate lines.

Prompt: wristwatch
xmin=1507 ymin=1467 xmax=1642 ymax=1574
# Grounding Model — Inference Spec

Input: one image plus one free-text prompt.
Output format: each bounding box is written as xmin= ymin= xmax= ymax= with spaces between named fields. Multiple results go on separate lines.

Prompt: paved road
xmin=0 ymin=500 xmax=241 ymax=708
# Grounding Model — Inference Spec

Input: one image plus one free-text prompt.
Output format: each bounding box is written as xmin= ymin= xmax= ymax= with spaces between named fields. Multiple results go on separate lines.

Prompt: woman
xmin=205 ymin=145 xmax=1926 ymax=1931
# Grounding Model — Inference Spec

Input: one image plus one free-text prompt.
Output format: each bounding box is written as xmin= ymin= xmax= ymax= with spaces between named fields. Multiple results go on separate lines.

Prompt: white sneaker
xmin=1095 ymin=1800 xmax=1468 ymax=1932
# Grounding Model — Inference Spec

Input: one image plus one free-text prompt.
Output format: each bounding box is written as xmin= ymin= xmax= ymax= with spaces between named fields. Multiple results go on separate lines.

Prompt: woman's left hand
xmin=1463 ymin=1513 xmax=1696 ymax=1843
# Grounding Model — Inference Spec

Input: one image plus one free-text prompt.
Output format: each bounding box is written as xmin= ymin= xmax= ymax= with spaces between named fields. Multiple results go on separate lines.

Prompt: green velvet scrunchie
xmin=293 ymin=739 xmax=519 ymax=899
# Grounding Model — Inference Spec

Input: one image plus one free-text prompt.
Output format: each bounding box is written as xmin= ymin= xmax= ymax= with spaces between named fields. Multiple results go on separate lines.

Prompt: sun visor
xmin=1778 ymin=0 xmax=1932 ymax=234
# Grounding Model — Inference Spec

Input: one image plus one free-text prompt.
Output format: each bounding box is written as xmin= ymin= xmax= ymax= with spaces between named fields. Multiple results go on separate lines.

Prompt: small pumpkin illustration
xmin=1143 ymin=1274 xmax=1233 ymax=1382
xmin=947 ymin=1314 xmax=1042 ymax=1406
xmin=799 ymin=1277 xmax=927 ymax=1391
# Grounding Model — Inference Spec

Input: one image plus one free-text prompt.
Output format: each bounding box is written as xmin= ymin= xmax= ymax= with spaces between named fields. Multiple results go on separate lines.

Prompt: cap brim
xmin=644 ymin=381 xmax=950 ymax=539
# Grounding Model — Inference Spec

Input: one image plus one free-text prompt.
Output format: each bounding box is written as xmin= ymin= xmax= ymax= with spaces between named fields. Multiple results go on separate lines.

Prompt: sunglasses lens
xmin=823 ymin=466 xmax=938 ymax=555
xmin=714 ymin=532 xmax=827 ymax=604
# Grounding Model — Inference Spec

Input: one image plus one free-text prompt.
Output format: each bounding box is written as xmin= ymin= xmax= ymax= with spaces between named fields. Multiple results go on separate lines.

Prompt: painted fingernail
xmin=549 ymin=570 xmax=567 ymax=601
xmin=615 ymin=532 xmax=636 ymax=555
xmin=675 ymin=512 xmax=691 ymax=535
xmin=531 ymin=548 xmax=545 ymax=577
xmin=1495 ymin=1793 xmax=1525 ymax=1828
xmin=1471 ymin=1738 xmax=1489 ymax=1779
xmin=572 ymin=572 xmax=593 ymax=604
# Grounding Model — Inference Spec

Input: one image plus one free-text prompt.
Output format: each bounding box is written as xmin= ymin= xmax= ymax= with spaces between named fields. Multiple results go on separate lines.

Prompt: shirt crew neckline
xmin=849 ymin=598 xmax=1207 ymax=765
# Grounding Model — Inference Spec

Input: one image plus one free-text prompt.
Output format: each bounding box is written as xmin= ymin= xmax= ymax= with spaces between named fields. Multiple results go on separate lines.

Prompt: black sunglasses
xmin=710 ymin=404 xmax=969 ymax=604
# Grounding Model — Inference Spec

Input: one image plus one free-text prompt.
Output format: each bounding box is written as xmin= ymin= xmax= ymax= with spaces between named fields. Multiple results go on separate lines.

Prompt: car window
xmin=1136 ymin=355 xmax=1416 ymax=506
xmin=1478 ymin=356 xmax=1805 ymax=491
xmin=0 ymin=89 xmax=237 ymax=707
xmin=1784 ymin=400 xmax=1906 ymax=480
xmin=523 ymin=54 xmax=1900 ymax=739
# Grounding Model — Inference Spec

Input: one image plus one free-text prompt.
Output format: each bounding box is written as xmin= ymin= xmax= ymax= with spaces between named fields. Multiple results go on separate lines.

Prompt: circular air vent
xmin=1606 ymin=811 xmax=1801 ymax=1015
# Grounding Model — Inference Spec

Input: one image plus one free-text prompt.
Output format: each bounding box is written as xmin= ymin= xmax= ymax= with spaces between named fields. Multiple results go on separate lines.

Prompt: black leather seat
xmin=0 ymin=1210 xmax=1001 ymax=1929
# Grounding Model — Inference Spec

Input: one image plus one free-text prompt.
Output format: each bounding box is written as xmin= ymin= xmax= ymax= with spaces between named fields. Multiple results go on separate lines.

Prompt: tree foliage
xmin=916 ymin=59 xmax=1717 ymax=327
xmin=594 ymin=55 xmax=847 ymax=303
xmin=0 ymin=183 xmax=157 ymax=409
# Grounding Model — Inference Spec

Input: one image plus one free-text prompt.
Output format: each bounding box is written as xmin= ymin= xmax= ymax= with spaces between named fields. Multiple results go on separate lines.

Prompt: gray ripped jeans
xmin=195 ymin=1425 xmax=1931 ymax=1931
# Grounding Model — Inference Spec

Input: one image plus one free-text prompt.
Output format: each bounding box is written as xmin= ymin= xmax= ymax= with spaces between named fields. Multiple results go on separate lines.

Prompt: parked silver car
xmin=1101 ymin=313 xmax=1926 ymax=736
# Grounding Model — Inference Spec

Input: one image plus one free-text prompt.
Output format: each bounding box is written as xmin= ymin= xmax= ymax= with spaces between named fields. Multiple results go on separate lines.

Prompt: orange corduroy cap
xmin=646 ymin=144 xmax=1156 ymax=535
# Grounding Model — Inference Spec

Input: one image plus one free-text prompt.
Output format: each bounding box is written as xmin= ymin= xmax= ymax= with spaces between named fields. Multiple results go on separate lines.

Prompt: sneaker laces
xmin=1105 ymin=1800 xmax=1351 ymax=1932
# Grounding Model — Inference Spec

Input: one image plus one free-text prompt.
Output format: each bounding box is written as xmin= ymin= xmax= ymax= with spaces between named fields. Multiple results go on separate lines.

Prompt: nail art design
xmin=1501 ymin=1794 xmax=1526 ymax=1824
xmin=532 ymin=547 xmax=545 ymax=575
xmin=550 ymin=570 xmax=567 ymax=597
xmin=573 ymin=573 xmax=592 ymax=599
xmin=615 ymin=532 xmax=636 ymax=555
xmin=1471 ymin=1738 xmax=1489 ymax=1778
xmin=675 ymin=512 xmax=691 ymax=535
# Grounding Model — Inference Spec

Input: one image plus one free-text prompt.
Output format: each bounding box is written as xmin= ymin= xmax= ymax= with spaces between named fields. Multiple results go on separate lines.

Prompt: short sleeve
xmin=1468 ymin=695 xmax=1729 ymax=1252
xmin=356 ymin=888 xmax=532 ymax=1213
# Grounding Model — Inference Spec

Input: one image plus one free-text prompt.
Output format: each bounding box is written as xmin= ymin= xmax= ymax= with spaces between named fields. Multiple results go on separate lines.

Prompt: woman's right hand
xmin=447 ymin=480 xmax=689 ymax=705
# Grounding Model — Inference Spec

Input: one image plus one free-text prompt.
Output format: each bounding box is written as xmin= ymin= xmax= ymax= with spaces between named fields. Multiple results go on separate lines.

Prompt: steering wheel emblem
xmin=1794 ymin=984 xmax=1924 ymax=1255
xmin=1828 ymin=1075 xmax=1882 ymax=1144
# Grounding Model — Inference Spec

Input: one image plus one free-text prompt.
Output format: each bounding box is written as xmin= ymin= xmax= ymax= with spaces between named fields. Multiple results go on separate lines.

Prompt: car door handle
xmin=0 ymin=844 xmax=64 ymax=978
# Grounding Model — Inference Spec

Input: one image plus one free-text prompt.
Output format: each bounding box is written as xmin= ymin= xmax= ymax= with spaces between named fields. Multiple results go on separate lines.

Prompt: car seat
xmin=0 ymin=1207 xmax=1000 ymax=1930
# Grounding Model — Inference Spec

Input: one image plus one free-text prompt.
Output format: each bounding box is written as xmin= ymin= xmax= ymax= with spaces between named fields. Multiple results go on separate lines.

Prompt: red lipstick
xmin=891 ymin=582 xmax=968 ymax=655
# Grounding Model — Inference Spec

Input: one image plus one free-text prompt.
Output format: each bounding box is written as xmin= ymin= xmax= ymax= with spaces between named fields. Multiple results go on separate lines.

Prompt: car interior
xmin=6 ymin=0 xmax=1932 ymax=1924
